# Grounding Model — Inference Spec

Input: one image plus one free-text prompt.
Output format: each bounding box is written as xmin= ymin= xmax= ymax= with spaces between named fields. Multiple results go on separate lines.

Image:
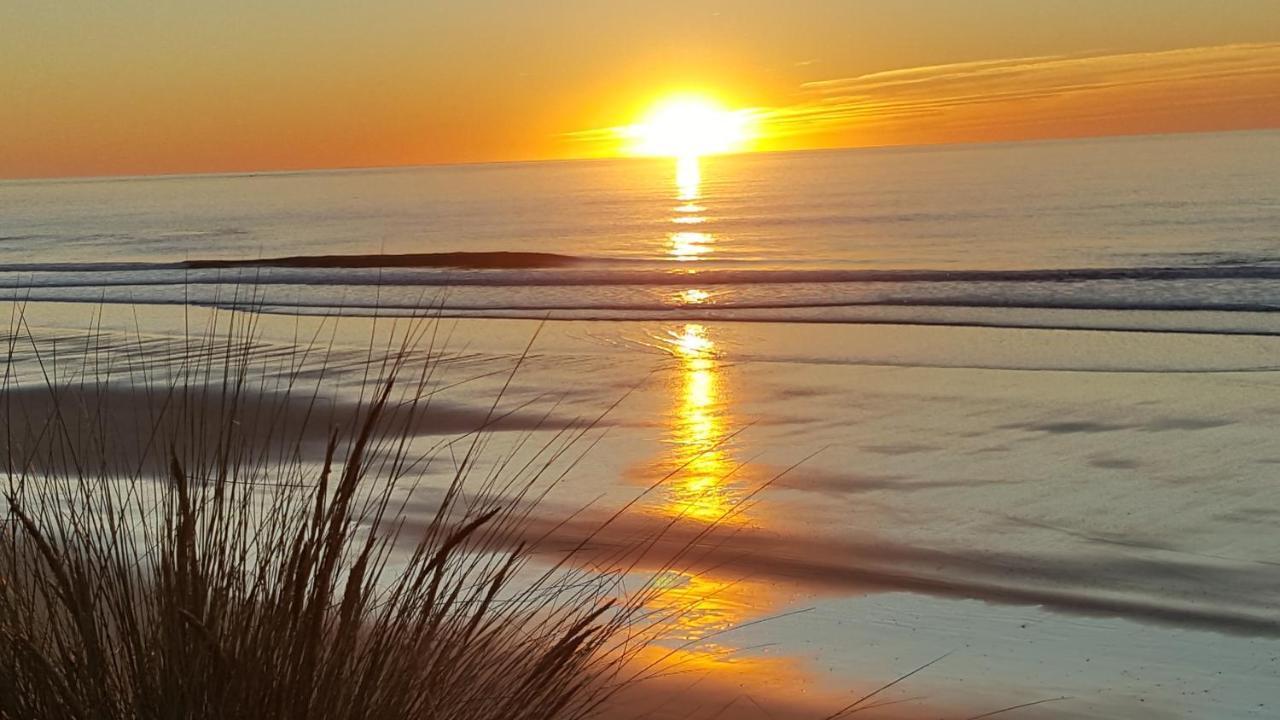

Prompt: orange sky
xmin=2 ymin=0 xmax=1278 ymax=179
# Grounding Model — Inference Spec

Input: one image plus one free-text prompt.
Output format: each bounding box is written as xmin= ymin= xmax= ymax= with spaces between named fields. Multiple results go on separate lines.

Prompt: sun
xmin=625 ymin=95 xmax=755 ymax=158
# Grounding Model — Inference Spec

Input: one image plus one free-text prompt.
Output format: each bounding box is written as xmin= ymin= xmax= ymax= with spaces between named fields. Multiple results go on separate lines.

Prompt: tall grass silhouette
xmin=0 ymin=305 xmax=672 ymax=720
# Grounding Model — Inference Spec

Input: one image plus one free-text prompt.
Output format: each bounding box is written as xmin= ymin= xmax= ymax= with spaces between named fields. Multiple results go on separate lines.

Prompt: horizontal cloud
xmin=768 ymin=43 xmax=1280 ymax=144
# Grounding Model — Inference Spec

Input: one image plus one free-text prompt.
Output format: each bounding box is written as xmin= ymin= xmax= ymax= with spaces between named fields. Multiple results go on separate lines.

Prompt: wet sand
xmin=5 ymin=301 xmax=1279 ymax=718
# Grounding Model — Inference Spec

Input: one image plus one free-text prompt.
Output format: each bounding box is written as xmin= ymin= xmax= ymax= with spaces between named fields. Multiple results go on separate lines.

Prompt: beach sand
xmin=6 ymin=300 xmax=1278 ymax=718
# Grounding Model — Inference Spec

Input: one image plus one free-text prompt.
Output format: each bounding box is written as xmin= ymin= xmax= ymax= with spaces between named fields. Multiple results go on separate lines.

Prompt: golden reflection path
xmin=645 ymin=159 xmax=781 ymax=672
xmin=638 ymin=571 xmax=801 ymax=683
xmin=668 ymin=155 xmax=715 ymax=303
xmin=647 ymin=324 xmax=778 ymax=666
xmin=676 ymin=154 xmax=701 ymax=201
xmin=659 ymin=157 xmax=747 ymax=525
xmin=659 ymin=323 xmax=750 ymax=524
xmin=628 ymin=142 xmax=828 ymax=705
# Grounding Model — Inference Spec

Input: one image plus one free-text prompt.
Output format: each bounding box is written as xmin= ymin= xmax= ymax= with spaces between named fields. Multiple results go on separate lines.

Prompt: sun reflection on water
xmin=667 ymin=156 xmax=714 ymax=263
xmin=638 ymin=568 xmax=806 ymax=692
xmin=657 ymin=323 xmax=749 ymax=525
xmin=669 ymin=231 xmax=714 ymax=260
xmin=676 ymin=155 xmax=702 ymax=201
xmin=649 ymin=571 xmax=773 ymax=645
xmin=676 ymin=288 xmax=710 ymax=305
xmin=645 ymin=167 xmax=781 ymax=680
xmin=633 ymin=149 xmax=804 ymax=697
xmin=654 ymin=154 xmax=749 ymax=524
xmin=664 ymin=155 xmax=720 ymax=317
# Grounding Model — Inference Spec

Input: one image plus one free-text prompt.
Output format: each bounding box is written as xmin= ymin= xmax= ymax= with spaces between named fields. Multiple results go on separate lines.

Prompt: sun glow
xmin=626 ymin=96 xmax=754 ymax=158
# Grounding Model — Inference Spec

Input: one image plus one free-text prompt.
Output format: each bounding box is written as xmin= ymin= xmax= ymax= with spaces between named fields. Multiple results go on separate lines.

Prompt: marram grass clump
xmin=0 ymin=311 xmax=658 ymax=720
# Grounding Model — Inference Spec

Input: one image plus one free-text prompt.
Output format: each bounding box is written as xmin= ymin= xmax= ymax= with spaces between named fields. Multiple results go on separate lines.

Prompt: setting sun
xmin=6 ymin=3 xmax=1280 ymax=718
xmin=625 ymin=96 xmax=755 ymax=158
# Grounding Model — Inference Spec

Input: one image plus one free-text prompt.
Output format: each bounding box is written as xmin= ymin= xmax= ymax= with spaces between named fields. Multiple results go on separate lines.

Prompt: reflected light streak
xmin=638 ymin=570 xmax=804 ymax=689
xmin=659 ymin=324 xmax=745 ymax=524
xmin=676 ymin=288 xmax=711 ymax=305
xmin=676 ymin=154 xmax=701 ymax=201
xmin=635 ymin=323 xmax=801 ymax=693
xmin=673 ymin=323 xmax=714 ymax=356
xmin=649 ymin=572 xmax=774 ymax=644
xmin=670 ymin=231 xmax=713 ymax=260
xmin=672 ymin=214 xmax=706 ymax=225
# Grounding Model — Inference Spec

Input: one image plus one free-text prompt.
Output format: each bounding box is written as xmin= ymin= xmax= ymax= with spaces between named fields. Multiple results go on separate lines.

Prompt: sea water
xmin=3 ymin=130 xmax=1278 ymax=332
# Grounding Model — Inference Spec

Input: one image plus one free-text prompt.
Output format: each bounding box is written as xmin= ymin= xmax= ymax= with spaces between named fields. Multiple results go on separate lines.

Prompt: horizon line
xmin=2 ymin=125 xmax=1276 ymax=184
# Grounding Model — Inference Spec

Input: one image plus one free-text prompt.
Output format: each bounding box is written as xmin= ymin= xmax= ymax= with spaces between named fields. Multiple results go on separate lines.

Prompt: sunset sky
xmin=2 ymin=0 xmax=1279 ymax=178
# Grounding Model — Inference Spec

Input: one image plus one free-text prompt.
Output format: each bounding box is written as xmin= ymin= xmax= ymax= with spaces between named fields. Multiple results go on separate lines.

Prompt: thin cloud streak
xmin=763 ymin=43 xmax=1280 ymax=143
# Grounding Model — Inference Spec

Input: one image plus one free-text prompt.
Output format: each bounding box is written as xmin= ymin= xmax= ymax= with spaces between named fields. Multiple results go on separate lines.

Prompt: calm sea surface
xmin=3 ymin=130 xmax=1279 ymax=330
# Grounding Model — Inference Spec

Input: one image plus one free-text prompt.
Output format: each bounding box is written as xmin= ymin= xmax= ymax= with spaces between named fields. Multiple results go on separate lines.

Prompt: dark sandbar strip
xmin=184 ymin=251 xmax=585 ymax=270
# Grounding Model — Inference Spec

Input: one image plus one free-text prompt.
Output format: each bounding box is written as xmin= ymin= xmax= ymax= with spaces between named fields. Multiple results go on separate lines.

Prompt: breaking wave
xmin=7 ymin=252 xmax=1280 ymax=334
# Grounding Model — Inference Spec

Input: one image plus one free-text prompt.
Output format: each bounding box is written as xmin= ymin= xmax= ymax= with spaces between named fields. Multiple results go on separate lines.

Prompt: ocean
xmin=4 ymin=130 xmax=1280 ymax=718
xmin=4 ymin=130 xmax=1280 ymax=332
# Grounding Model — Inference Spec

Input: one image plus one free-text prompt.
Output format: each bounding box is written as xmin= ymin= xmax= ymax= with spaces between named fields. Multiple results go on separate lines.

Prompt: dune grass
xmin=0 ymin=306 xmax=669 ymax=720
